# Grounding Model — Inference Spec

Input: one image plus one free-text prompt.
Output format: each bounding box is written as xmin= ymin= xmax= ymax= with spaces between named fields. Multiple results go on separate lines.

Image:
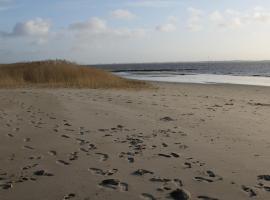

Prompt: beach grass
xmin=0 ymin=60 xmax=148 ymax=89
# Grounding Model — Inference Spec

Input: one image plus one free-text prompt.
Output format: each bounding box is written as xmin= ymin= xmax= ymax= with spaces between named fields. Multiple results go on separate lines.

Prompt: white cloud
xmin=0 ymin=16 xmax=147 ymax=49
xmin=69 ymin=17 xmax=147 ymax=49
xmin=69 ymin=17 xmax=146 ymax=38
xmin=0 ymin=18 xmax=52 ymax=47
xmin=209 ymin=7 xmax=270 ymax=29
xmin=0 ymin=18 xmax=51 ymax=37
xmin=156 ymin=16 xmax=177 ymax=32
xmin=69 ymin=17 xmax=107 ymax=33
xmin=252 ymin=9 xmax=270 ymax=22
xmin=187 ymin=7 xmax=204 ymax=31
xmin=111 ymin=9 xmax=136 ymax=20
xmin=13 ymin=18 xmax=51 ymax=36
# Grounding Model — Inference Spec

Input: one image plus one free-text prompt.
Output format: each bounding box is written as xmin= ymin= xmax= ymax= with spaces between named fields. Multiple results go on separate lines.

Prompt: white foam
xmin=117 ymin=73 xmax=270 ymax=87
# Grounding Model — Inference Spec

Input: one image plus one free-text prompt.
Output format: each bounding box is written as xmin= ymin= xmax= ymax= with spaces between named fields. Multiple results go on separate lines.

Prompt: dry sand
xmin=0 ymin=82 xmax=270 ymax=200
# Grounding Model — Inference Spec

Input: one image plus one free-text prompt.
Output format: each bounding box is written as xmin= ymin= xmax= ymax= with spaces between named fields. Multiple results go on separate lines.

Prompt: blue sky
xmin=1 ymin=0 xmax=270 ymax=64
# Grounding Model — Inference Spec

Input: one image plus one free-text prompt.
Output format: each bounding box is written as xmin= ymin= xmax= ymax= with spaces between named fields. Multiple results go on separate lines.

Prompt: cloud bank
xmin=1 ymin=3 xmax=270 ymax=63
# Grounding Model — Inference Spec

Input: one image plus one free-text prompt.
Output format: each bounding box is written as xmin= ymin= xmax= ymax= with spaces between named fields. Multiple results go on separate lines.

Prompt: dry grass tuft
xmin=0 ymin=60 xmax=148 ymax=89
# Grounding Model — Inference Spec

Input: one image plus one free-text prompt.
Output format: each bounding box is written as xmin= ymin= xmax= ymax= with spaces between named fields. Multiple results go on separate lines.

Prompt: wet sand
xmin=0 ymin=82 xmax=270 ymax=200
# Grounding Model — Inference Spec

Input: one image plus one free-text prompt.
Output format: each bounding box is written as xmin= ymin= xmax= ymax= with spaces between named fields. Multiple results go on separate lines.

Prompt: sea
xmin=91 ymin=61 xmax=270 ymax=87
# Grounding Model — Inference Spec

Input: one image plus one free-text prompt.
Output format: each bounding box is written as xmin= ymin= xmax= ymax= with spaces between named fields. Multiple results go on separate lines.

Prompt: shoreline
xmin=150 ymin=80 xmax=270 ymax=88
xmin=117 ymin=73 xmax=270 ymax=87
xmin=3 ymin=80 xmax=270 ymax=90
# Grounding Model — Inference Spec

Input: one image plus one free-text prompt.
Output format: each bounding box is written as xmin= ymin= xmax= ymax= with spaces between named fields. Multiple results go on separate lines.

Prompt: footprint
xmin=61 ymin=134 xmax=70 ymax=139
xmin=0 ymin=183 xmax=13 ymax=190
xmin=170 ymin=188 xmax=191 ymax=200
xmin=7 ymin=133 xmax=14 ymax=138
xmin=76 ymin=138 xmax=88 ymax=146
xmin=206 ymin=170 xmax=216 ymax=178
xmin=194 ymin=177 xmax=213 ymax=183
xmin=162 ymin=143 xmax=168 ymax=147
xmin=160 ymin=117 xmax=175 ymax=122
xmin=88 ymin=144 xmax=97 ymax=150
xmin=127 ymin=157 xmax=135 ymax=163
xmin=158 ymin=153 xmax=171 ymax=158
xmin=22 ymin=163 xmax=38 ymax=170
xmin=242 ymin=185 xmax=257 ymax=197
xmin=149 ymin=177 xmax=171 ymax=183
xmin=264 ymin=186 xmax=270 ymax=192
xmin=132 ymin=169 xmax=154 ymax=176
xmin=64 ymin=123 xmax=72 ymax=127
xmin=117 ymin=125 xmax=124 ymax=129
xmin=183 ymin=162 xmax=192 ymax=169
xmin=23 ymin=145 xmax=34 ymax=150
xmin=173 ymin=179 xmax=183 ymax=187
xmin=48 ymin=150 xmax=57 ymax=156
xmin=63 ymin=193 xmax=76 ymax=200
xmin=13 ymin=128 xmax=20 ymax=132
xmin=194 ymin=171 xmax=222 ymax=183
xmin=99 ymin=179 xmax=128 ymax=191
xmin=57 ymin=160 xmax=70 ymax=166
xmin=69 ymin=152 xmax=78 ymax=161
xmin=171 ymin=153 xmax=180 ymax=158
xmin=24 ymin=138 xmax=31 ymax=142
xmin=99 ymin=179 xmax=119 ymax=190
xmin=179 ymin=144 xmax=189 ymax=150
xmin=140 ymin=193 xmax=156 ymax=200
xmin=79 ymin=148 xmax=89 ymax=153
xmin=95 ymin=153 xmax=109 ymax=161
xmin=89 ymin=168 xmax=118 ymax=176
xmin=197 ymin=196 xmax=219 ymax=200
xmin=119 ymin=182 xmax=128 ymax=191
xmin=258 ymin=175 xmax=270 ymax=181
xmin=33 ymin=170 xmax=54 ymax=176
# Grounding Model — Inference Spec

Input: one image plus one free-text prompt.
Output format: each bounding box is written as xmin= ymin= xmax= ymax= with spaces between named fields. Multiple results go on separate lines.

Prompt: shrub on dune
xmin=0 ymin=60 xmax=148 ymax=89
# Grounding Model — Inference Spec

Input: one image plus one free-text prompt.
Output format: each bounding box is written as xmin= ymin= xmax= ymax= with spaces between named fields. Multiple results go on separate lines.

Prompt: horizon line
xmin=2 ymin=59 xmax=270 ymax=66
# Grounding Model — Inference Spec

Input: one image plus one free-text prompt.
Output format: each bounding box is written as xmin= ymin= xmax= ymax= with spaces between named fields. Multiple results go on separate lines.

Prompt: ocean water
xmin=92 ymin=61 xmax=270 ymax=86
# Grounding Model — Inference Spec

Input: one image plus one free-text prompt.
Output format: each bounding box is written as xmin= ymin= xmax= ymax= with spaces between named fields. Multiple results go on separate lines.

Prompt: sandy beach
xmin=1 ymin=82 xmax=270 ymax=200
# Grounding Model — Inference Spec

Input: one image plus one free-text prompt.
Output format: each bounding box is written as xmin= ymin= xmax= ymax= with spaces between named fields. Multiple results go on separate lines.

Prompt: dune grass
xmin=0 ymin=60 xmax=148 ymax=89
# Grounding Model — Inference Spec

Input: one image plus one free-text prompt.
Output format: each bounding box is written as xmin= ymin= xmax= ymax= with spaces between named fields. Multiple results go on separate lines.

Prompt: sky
xmin=1 ymin=0 xmax=270 ymax=64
